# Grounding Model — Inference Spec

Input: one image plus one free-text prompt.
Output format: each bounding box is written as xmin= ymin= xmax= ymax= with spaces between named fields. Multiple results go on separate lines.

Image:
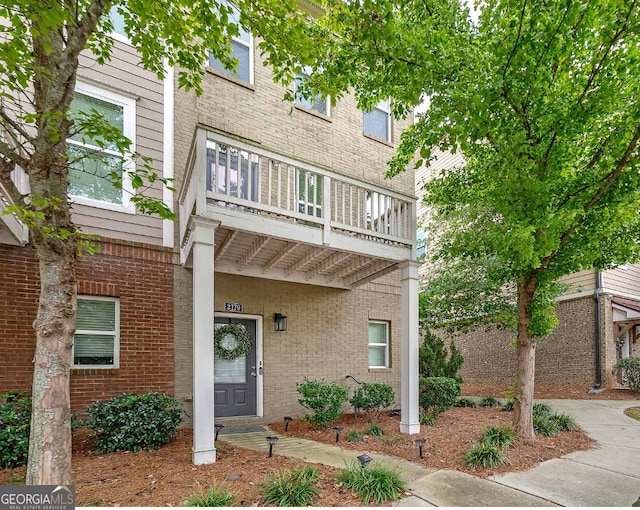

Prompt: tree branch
xmin=63 ymin=0 xmax=111 ymax=64
xmin=535 ymin=124 xmax=640 ymax=274
xmin=575 ymin=0 xmax=636 ymax=106
xmin=0 ymin=158 xmax=27 ymax=207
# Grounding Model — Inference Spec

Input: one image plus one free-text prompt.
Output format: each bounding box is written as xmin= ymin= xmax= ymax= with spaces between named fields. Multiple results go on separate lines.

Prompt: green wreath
xmin=214 ymin=323 xmax=251 ymax=361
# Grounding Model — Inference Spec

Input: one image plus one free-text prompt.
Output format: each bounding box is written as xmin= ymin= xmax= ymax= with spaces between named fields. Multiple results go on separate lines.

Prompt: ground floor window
xmin=368 ymin=321 xmax=389 ymax=368
xmin=73 ymin=296 xmax=119 ymax=368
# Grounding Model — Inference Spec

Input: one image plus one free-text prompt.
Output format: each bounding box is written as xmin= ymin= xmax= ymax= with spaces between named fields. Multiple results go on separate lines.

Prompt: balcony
xmin=0 ymin=167 xmax=28 ymax=246
xmin=179 ymin=129 xmax=416 ymax=288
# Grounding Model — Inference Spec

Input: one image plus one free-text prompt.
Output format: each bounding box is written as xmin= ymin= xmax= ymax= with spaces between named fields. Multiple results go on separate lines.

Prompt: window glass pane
xmin=295 ymin=75 xmax=328 ymax=115
xmin=214 ymin=356 xmax=246 ymax=384
xmin=363 ymin=108 xmax=389 ymax=141
xmin=368 ymin=322 xmax=388 ymax=345
xmin=76 ymin=299 xmax=116 ymax=331
xmin=108 ymin=5 xmax=127 ymax=37
xmin=68 ymin=145 xmax=124 ymax=204
xmin=368 ymin=345 xmax=387 ymax=367
xmin=209 ymin=40 xmax=251 ymax=82
xmin=68 ymin=93 xmax=123 ymax=150
xmin=74 ymin=334 xmax=115 ymax=365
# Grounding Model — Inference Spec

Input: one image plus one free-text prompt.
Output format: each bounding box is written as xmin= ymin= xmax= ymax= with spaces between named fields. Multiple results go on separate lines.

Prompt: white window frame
xmin=68 ymin=81 xmax=136 ymax=214
xmin=207 ymin=1 xmax=254 ymax=85
xmin=368 ymin=320 xmax=390 ymax=369
xmin=363 ymin=99 xmax=391 ymax=142
xmin=72 ymin=296 xmax=120 ymax=369
xmin=294 ymin=66 xmax=330 ymax=117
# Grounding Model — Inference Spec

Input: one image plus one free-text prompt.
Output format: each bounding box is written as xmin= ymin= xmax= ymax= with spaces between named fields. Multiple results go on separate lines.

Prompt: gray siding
xmin=603 ymin=265 xmax=640 ymax=297
xmin=73 ymin=39 xmax=165 ymax=246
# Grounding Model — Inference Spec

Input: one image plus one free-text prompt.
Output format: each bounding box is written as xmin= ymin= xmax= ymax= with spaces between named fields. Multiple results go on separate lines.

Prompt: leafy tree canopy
xmin=306 ymin=0 xmax=640 ymax=338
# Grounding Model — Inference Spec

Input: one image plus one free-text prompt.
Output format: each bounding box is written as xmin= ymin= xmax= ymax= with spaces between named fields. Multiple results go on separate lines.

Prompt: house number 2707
xmin=224 ymin=302 xmax=243 ymax=312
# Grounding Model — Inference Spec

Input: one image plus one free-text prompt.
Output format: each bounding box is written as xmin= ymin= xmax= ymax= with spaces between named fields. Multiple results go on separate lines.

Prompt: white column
xmin=399 ymin=261 xmax=421 ymax=434
xmin=191 ymin=217 xmax=220 ymax=464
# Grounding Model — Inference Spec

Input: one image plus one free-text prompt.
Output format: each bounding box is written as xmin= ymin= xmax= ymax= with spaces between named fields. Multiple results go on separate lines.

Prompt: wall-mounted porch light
xmin=274 ymin=313 xmax=287 ymax=332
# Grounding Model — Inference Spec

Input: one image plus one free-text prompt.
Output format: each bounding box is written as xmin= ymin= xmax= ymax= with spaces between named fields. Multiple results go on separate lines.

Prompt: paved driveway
xmin=490 ymin=399 xmax=640 ymax=507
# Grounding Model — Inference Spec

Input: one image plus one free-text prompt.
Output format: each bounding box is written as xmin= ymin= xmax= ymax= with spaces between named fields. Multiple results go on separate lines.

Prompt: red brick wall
xmin=0 ymin=239 xmax=175 ymax=412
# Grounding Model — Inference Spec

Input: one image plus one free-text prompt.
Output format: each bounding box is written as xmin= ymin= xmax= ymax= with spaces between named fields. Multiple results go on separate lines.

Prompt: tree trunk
xmin=26 ymin=243 xmax=77 ymax=485
xmin=512 ymin=280 xmax=536 ymax=439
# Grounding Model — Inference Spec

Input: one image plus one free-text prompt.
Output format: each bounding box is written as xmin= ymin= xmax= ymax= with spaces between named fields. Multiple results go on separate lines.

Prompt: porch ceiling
xmin=212 ymin=226 xmax=398 ymax=289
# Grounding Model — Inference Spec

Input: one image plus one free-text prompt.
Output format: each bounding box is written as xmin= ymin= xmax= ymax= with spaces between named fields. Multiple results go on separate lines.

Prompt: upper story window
xmin=295 ymin=67 xmax=330 ymax=116
xmin=368 ymin=321 xmax=390 ymax=368
xmin=67 ymin=82 xmax=136 ymax=213
xmin=73 ymin=296 xmax=119 ymax=368
xmin=363 ymin=99 xmax=391 ymax=142
xmin=107 ymin=5 xmax=130 ymax=44
xmin=208 ymin=1 xmax=254 ymax=84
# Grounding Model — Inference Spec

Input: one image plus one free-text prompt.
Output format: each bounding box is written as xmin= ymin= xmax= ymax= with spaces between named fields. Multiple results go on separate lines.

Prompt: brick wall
xmin=0 ymin=239 xmax=175 ymax=412
xmin=174 ymin=270 xmax=402 ymax=425
xmin=450 ymin=296 xmax=599 ymax=389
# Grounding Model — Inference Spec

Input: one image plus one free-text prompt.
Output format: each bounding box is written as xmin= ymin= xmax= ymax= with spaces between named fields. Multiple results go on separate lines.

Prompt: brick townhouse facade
xmin=1 ymin=2 xmax=422 ymax=465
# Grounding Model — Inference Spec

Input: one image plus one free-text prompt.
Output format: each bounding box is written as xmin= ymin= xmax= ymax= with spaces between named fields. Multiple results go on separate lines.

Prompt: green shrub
xmin=183 ymin=483 xmax=237 ymax=507
xmin=419 ymin=377 xmax=461 ymax=416
xmin=549 ymin=412 xmax=577 ymax=432
xmin=615 ymin=357 xmax=640 ymax=392
xmin=418 ymin=328 xmax=464 ymax=382
xmin=480 ymin=426 xmax=516 ymax=448
xmin=0 ymin=391 xmax=31 ymax=469
xmin=533 ymin=402 xmax=553 ymax=417
xmin=337 ymin=462 xmax=406 ymax=504
xmin=480 ymin=396 xmax=499 ymax=407
xmin=296 ymin=378 xmax=349 ymax=428
xmin=346 ymin=430 xmax=363 ymax=443
xmin=84 ymin=392 xmax=183 ymax=453
xmin=364 ymin=423 xmax=384 ymax=437
xmin=464 ymin=442 xmax=508 ymax=468
xmin=350 ymin=382 xmax=395 ymax=414
xmin=533 ymin=414 xmax=559 ymax=436
xmin=455 ymin=397 xmax=478 ymax=408
xmin=501 ymin=399 xmax=514 ymax=411
xmin=259 ymin=466 xmax=321 ymax=507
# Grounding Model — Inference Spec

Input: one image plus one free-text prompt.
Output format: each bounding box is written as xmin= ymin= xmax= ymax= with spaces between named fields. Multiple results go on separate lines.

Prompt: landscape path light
xmin=415 ymin=438 xmax=426 ymax=458
xmin=284 ymin=416 xmax=292 ymax=431
xmin=266 ymin=436 xmax=279 ymax=457
xmin=214 ymin=424 xmax=224 ymax=441
xmin=333 ymin=426 xmax=343 ymax=443
xmin=356 ymin=454 xmax=372 ymax=467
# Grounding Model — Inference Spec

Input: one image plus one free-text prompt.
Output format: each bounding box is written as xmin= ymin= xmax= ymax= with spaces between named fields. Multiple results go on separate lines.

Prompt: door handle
xmin=250 ymin=372 xmax=257 ymax=377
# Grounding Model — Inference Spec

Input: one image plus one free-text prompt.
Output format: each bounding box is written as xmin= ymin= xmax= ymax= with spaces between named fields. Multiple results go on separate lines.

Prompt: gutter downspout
xmin=590 ymin=271 xmax=603 ymax=392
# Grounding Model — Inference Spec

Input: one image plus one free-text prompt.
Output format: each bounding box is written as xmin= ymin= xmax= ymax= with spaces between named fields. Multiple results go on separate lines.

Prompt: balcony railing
xmin=179 ymin=130 xmax=415 ymax=252
xmin=0 ymin=166 xmax=29 ymax=245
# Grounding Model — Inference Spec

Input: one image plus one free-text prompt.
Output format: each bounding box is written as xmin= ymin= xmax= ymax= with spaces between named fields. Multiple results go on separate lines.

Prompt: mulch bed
xmin=270 ymin=406 xmax=593 ymax=478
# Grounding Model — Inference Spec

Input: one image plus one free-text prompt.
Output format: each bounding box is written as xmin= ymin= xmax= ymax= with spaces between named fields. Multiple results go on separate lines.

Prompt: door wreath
xmin=214 ymin=323 xmax=251 ymax=360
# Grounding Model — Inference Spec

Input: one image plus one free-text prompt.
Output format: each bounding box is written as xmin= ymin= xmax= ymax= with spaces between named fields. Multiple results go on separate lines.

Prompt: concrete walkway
xmin=222 ymin=399 xmax=640 ymax=507
xmin=490 ymin=399 xmax=640 ymax=507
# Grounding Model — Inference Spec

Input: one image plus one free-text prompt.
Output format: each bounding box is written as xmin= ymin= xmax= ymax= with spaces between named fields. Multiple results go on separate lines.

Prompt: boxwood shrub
xmin=84 ymin=392 xmax=183 ymax=453
xmin=419 ymin=377 xmax=461 ymax=416
xmin=0 ymin=391 xmax=31 ymax=469
xmin=350 ymin=382 xmax=395 ymax=414
xmin=296 ymin=378 xmax=349 ymax=428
